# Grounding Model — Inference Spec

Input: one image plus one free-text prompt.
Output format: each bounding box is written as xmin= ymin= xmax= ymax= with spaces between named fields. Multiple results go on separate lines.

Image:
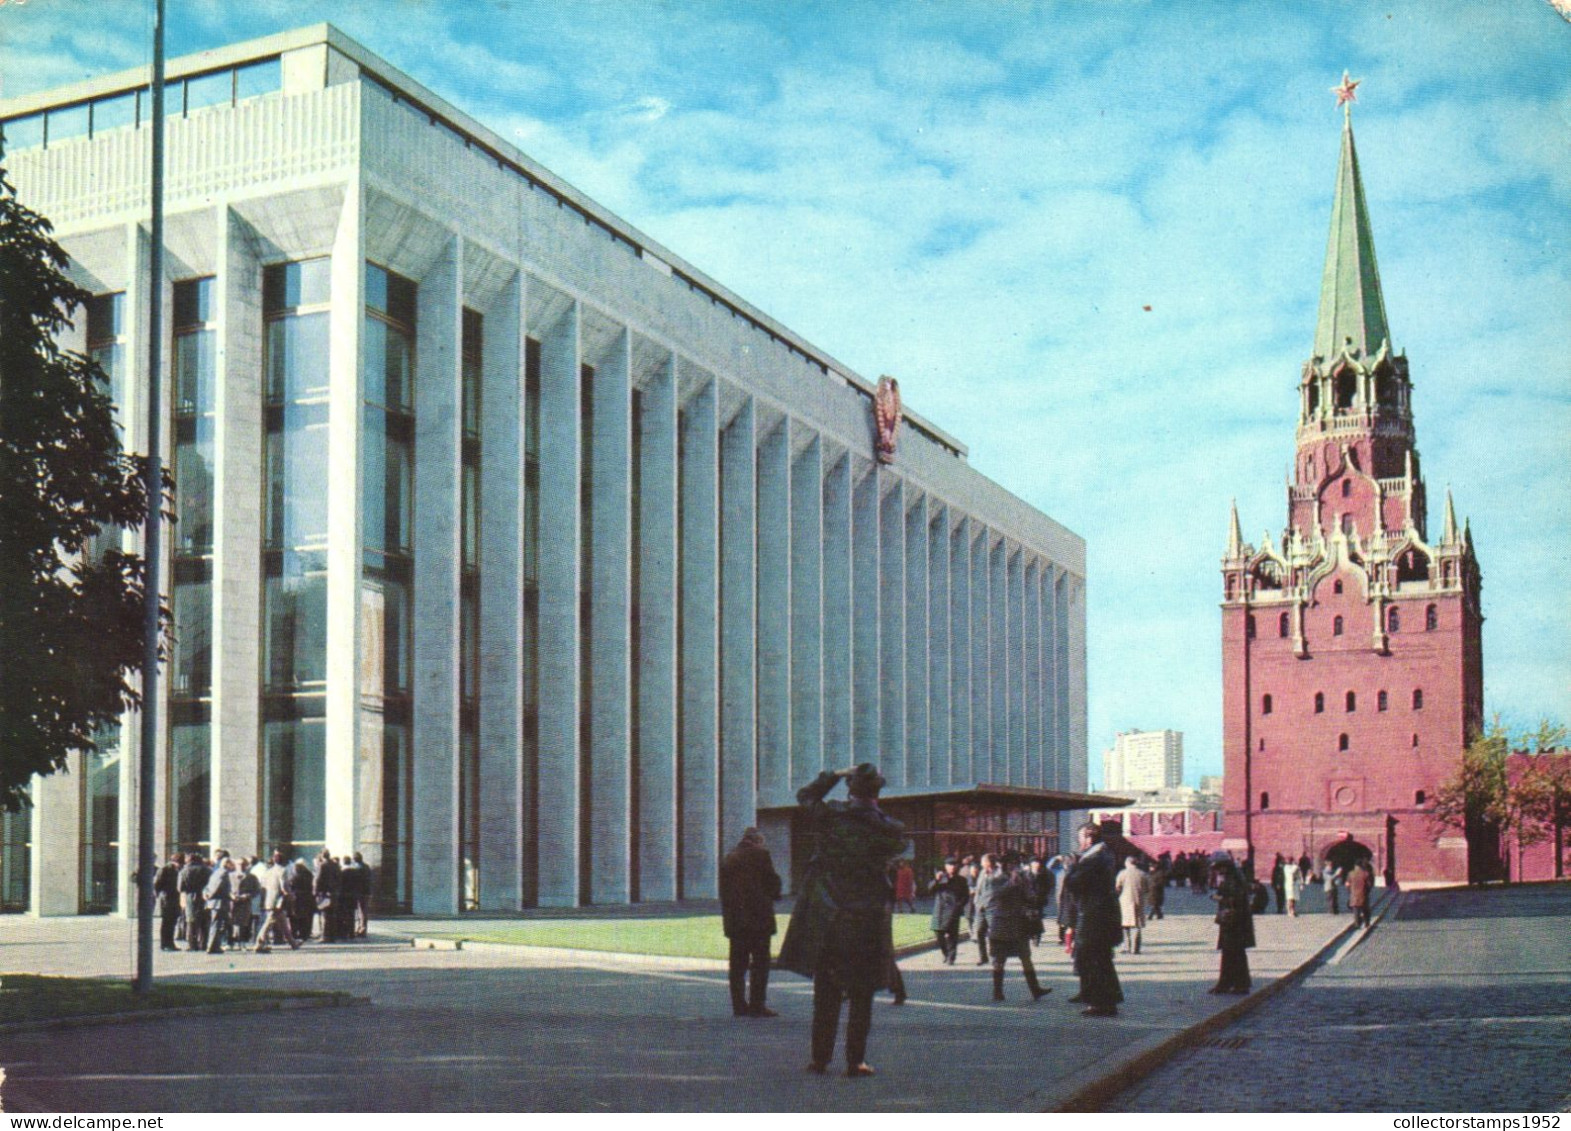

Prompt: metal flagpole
xmin=134 ymin=0 xmax=166 ymax=995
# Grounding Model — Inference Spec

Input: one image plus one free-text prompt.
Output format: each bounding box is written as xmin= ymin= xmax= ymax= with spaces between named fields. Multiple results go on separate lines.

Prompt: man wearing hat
xmin=719 ymin=826 xmax=783 ymax=1017
xmin=776 ymin=763 xmax=907 ymax=1078
xmin=928 ymin=856 xmax=969 ymax=964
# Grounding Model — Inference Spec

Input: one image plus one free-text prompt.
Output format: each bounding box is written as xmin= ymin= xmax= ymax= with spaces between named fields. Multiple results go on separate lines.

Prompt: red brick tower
xmin=1220 ymin=104 xmax=1484 ymax=884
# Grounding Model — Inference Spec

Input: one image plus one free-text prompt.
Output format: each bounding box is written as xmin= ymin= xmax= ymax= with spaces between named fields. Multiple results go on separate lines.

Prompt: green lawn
xmin=0 ymin=973 xmax=330 ymax=1026
xmin=427 ymin=913 xmax=935 ymax=960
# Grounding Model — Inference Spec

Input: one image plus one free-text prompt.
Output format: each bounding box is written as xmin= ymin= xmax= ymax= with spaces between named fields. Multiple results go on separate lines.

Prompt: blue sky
xmin=3 ymin=0 xmax=1567 ymax=785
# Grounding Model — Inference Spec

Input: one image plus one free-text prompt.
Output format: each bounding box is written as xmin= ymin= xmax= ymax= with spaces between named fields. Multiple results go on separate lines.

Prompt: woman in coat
xmin=1114 ymin=856 xmax=1147 ymax=954
xmin=1282 ymin=857 xmax=1302 ymax=917
xmin=1209 ymin=855 xmax=1255 ymax=994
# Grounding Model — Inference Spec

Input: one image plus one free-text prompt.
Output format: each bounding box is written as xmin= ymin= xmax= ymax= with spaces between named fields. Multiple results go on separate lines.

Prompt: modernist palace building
xmin=0 ymin=26 xmax=1091 ymax=915
xmin=1220 ymin=105 xmax=1483 ymax=885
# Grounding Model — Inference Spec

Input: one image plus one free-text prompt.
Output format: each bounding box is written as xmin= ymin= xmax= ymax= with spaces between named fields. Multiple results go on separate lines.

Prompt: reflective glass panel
xmin=263 ymin=718 xmax=327 ymax=849
xmin=92 ymin=92 xmax=137 ymax=134
xmin=170 ymin=578 xmax=212 ymax=696
xmin=169 ymin=722 xmax=211 ymax=851
xmin=48 ymin=103 xmax=90 ymax=143
xmin=267 ymin=311 xmax=330 ymax=402
xmin=263 ymin=259 xmax=330 ymax=312
xmin=265 ymin=401 xmax=330 ymax=549
xmin=185 ymin=70 xmax=232 ymax=113
xmin=2 ymin=113 xmax=44 ymax=150
xmin=264 ymin=559 xmax=328 ymax=689
xmin=236 ymin=58 xmax=282 ymax=101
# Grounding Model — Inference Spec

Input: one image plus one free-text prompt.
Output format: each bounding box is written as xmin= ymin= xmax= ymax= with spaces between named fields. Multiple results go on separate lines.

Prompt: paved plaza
xmin=0 ymin=886 xmax=1357 ymax=1113
xmin=1108 ymin=882 xmax=1571 ymax=1113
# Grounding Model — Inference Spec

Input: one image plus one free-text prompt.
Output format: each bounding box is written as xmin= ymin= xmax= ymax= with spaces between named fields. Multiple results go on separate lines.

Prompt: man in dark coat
xmin=978 ymin=854 xmax=1051 ymax=1003
xmin=178 ymin=852 xmax=212 ymax=951
xmin=776 ymin=764 xmax=906 ymax=1078
xmin=315 ymin=851 xmax=343 ymax=943
xmin=289 ymin=859 xmax=316 ymax=941
xmin=719 ymin=826 xmax=783 ymax=1017
xmin=1209 ymin=855 xmax=1256 ymax=994
xmin=928 ymin=857 xmax=968 ymax=964
xmin=1064 ymin=821 xmax=1122 ymax=1017
xmin=155 ymin=852 xmax=183 ymax=951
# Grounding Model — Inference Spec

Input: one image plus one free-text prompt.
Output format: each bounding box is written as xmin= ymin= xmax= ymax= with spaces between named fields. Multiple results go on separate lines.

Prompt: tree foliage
xmin=1432 ymin=717 xmax=1568 ymax=882
xmin=0 ymin=164 xmax=161 ymax=812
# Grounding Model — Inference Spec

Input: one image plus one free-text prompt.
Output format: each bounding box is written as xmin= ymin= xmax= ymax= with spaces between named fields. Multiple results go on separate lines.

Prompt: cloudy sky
xmin=3 ymin=0 xmax=1567 ymax=785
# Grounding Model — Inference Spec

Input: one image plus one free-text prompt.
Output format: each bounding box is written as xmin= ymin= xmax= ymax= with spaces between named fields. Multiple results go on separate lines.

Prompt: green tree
xmin=1432 ymin=717 xmax=1569 ymax=883
xmin=1515 ymin=720 xmax=1570 ymax=880
xmin=0 ymin=163 xmax=160 ymax=812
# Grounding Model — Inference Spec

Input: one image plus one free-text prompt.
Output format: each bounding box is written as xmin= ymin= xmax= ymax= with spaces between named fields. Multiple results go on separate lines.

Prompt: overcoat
xmin=928 ymin=871 xmax=970 ymax=932
xmin=719 ymin=842 xmax=782 ymax=938
xmin=1115 ymin=861 xmax=1148 ymax=929
xmin=775 ymin=771 xmax=907 ymax=990
xmin=1214 ymin=875 xmax=1256 ymax=951
xmin=980 ymin=870 xmax=1037 ymax=945
xmin=1065 ymin=842 xmax=1120 ymax=948
xmin=1346 ymin=865 xmax=1373 ymax=909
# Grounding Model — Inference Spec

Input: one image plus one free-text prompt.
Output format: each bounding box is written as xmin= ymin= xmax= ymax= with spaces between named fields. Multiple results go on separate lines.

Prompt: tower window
xmin=1314 ymin=692 xmax=1325 ymax=714
xmin=1335 ymin=370 xmax=1356 ymax=409
xmin=1388 ymin=607 xmax=1400 ymax=633
xmin=1413 ymin=689 xmax=1424 ymax=710
xmin=1259 ymin=738 xmax=1266 ymax=751
xmin=1334 ymin=580 xmax=1344 ymax=595
xmin=1262 ymin=694 xmax=1273 ymax=715
xmin=1338 ymin=733 xmax=1349 ymax=751
xmin=1333 ymin=615 xmax=1344 ymax=636
xmin=1247 ymin=614 xmax=1257 ymax=639
xmin=1340 ymin=513 xmax=1353 ymax=535
xmin=1346 ymin=691 xmax=1356 ymax=712
xmin=1415 ymin=790 xmax=1426 ymax=805
xmin=1412 ymin=733 xmax=1419 ymax=747
xmin=1260 ymin=792 xmax=1270 ymax=810
xmin=1378 ymin=690 xmax=1388 ymax=712
xmin=1342 ymin=479 xmax=1352 ymax=497
xmin=1426 ymin=604 xmax=1438 ymax=631
xmin=1279 ymin=612 xmax=1290 ymax=638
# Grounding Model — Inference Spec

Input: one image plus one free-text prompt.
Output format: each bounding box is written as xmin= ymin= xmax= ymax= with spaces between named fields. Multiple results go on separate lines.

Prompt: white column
xmin=679 ymin=377 xmax=719 ymax=899
xmin=1068 ymin=575 xmax=1089 ymax=796
xmin=990 ymin=537 xmax=1009 ymax=784
xmin=211 ymin=206 xmax=263 ymax=856
xmin=534 ymin=301 xmax=581 ymax=907
xmin=950 ymin=516 xmax=971 ymax=784
xmin=28 ymin=762 xmax=79 ymax=915
xmin=851 ymin=463 xmax=880 ymax=765
xmin=1024 ymin=558 xmax=1042 ymax=789
xmin=928 ymin=505 xmax=951 ymax=785
xmin=878 ymin=473 xmax=906 ymax=788
xmin=589 ymin=327 xmax=632 ymax=905
xmin=904 ymin=492 xmax=929 ymax=788
xmin=821 ymin=453 xmax=853 ymax=773
xmin=636 ymin=353 xmax=679 ymax=902
xmin=411 ymin=233 xmax=463 ymax=914
xmin=1008 ymin=547 xmax=1025 ymax=785
xmin=755 ymin=422 xmax=791 ymax=808
xmin=719 ymin=396 xmax=756 ymax=853
xmin=970 ymin=527 xmax=991 ymax=781
xmin=790 ymin=430 xmax=823 ymax=799
xmin=477 ymin=270 xmax=524 ymax=910
xmin=324 ymin=184 xmax=363 ymax=859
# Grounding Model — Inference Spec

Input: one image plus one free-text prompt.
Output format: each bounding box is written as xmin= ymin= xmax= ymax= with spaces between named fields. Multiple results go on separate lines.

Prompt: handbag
xmin=316 ymin=894 xmax=333 ymax=910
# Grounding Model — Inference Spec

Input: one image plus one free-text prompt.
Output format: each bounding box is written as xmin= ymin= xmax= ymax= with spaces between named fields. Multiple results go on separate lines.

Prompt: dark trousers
xmin=1217 ymin=944 xmax=1251 ymax=991
xmin=811 ymin=969 xmax=874 ymax=1069
xmin=973 ymin=917 xmax=990 ymax=962
xmin=185 ymin=897 xmax=208 ymax=951
xmin=159 ymin=898 xmax=180 ymax=949
xmin=205 ymin=907 xmax=231 ymax=953
xmin=290 ymin=903 xmax=313 ymax=942
xmin=727 ymin=932 xmax=772 ymax=1015
xmin=1075 ymin=942 xmax=1122 ymax=1009
xmin=934 ymin=926 xmax=959 ymax=962
xmin=1352 ymin=904 xmax=1370 ymax=928
xmin=990 ymin=937 xmax=1044 ymax=998
xmin=885 ymin=956 xmax=905 ymax=1001
xmin=1273 ymin=885 xmax=1286 ymax=913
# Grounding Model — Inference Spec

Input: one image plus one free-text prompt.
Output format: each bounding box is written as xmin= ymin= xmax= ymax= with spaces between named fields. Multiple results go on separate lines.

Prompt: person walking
xmin=255 ymin=852 xmax=299 ymax=952
xmin=718 ymin=826 xmax=783 ymax=1018
xmin=978 ymin=854 xmax=1051 ymax=1003
xmin=1283 ymin=856 xmax=1301 ymax=917
xmin=965 ymin=859 xmax=989 ymax=965
xmin=1115 ymin=855 xmax=1148 ymax=955
xmin=928 ymin=857 xmax=969 ymax=964
xmin=1209 ymin=855 xmax=1255 ymax=994
xmin=155 ymin=852 xmax=183 ymax=951
xmin=1064 ymin=822 xmax=1122 ymax=1017
xmin=1348 ymin=860 xmax=1374 ymax=928
xmin=776 ymin=764 xmax=907 ymax=1079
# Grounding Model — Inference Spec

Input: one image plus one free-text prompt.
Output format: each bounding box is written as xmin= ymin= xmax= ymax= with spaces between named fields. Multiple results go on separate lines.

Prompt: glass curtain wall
xmin=262 ymin=260 xmax=331 ymax=860
xmin=81 ymin=294 xmax=126 ymax=913
xmin=578 ymin=362 xmax=595 ymax=905
xmin=0 ymin=807 xmax=29 ymax=912
xmin=522 ymin=338 xmax=542 ymax=906
xmin=360 ymin=262 xmax=416 ymax=911
xmin=458 ymin=309 xmax=481 ymax=908
xmin=170 ymin=278 xmax=215 ymax=854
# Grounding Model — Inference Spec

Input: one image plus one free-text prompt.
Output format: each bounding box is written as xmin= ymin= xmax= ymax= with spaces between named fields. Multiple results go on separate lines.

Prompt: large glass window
xmin=170 ymin=563 xmax=213 ymax=696
xmin=173 ymin=278 xmax=217 ymax=554
xmin=0 ymin=805 xmax=30 ymax=913
xmin=80 ymin=732 xmax=121 ymax=913
xmin=264 ymin=553 xmax=329 ymax=690
xmin=169 ymin=716 xmax=211 ymax=855
xmin=263 ymin=715 xmax=327 ymax=856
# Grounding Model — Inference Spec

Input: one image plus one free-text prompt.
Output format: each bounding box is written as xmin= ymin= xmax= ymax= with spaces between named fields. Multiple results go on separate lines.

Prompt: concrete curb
xmin=1052 ymin=891 xmax=1391 ymax=1113
xmin=0 ymin=991 xmax=367 ymax=1035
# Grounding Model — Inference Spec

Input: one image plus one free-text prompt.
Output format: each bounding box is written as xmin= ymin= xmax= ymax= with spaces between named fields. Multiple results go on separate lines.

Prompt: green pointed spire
xmin=1313 ymin=114 xmax=1390 ymax=362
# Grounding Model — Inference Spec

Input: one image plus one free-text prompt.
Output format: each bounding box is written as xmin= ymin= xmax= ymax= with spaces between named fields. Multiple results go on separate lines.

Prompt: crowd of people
xmin=151 ymin=848 xmax=373 ymax=955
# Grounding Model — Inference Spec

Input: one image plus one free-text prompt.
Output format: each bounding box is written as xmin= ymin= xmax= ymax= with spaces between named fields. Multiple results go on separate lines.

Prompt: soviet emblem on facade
xmin=873 ymin=374 xmax=901 ymax=464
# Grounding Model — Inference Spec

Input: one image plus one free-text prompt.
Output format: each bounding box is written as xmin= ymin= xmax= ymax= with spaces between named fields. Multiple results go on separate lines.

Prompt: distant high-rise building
xmin=1102 ymin=730 xmax=1183 ymax=793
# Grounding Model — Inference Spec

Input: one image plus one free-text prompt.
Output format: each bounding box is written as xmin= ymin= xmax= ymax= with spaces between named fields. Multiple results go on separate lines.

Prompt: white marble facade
xmin=1 ymin=25 xmax=1087 ymax=914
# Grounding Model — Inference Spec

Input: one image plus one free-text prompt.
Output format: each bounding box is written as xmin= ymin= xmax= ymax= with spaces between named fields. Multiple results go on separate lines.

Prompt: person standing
xmin=1055 ymin=854 xmax=1079 ymax=947
xmin=203 ymin=856 xmax=235 ymax=955
xmin=928 ymin=857 xmax=968 ymax=964
xmin=892 ymin=860 xmax=916 ymax=914
xmin=1026 ymin=857 xmax=1053 ymax=946
xmin=1115 ymin=855 xmax=1148 ymax=955
xmin=979 ymin=854 xmax=1051 ymax=1002
xmin=155 ymin=852 xmax=183 ymax=951
xmin=966 ymin=858 xmax=990 ymax=965
xmin=350 ymin=851 xmax=373 ymax=936
xmin=776 ymin=764 xmax=906 ymax=1078
xmin=1147 ymin=858 xmax=1167 ymax=921
xmin=718 ymin=826 xmax=782 ymax=1018
xmin=1283 ymin=857 xmax=1301 ymax=917
xmin=315 ymin=851 xmax=343 ymax=943
xmin=1209 ymin=855 xmax=1255 ymax=994
xmin=1064 ymin=822 xmax=1122 ymax=1017
xmin=179 ymin=852 xmax=211 ymax=952
xmin=231 ymin=857 xmax=260 ymax=950
xmin=289 ymin=859 xmax=315 ymax=942
xmin=1270 ymin=853 xmax=1287 ymax=914
xmin=1347 ymin=860 xmax=1373 ymax=928
xmin=1324 ymin=864 xmax=1342 ymax=914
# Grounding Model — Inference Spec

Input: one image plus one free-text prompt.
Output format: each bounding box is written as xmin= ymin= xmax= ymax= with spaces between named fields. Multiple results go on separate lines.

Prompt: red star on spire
xmin=1332 ymin=71 xmax=1361 ymax=108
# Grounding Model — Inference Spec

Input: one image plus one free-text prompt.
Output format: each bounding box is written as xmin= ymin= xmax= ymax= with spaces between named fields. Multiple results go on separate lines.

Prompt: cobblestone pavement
xmin=1108 ymin=883 xmax=1571 ymax=1113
